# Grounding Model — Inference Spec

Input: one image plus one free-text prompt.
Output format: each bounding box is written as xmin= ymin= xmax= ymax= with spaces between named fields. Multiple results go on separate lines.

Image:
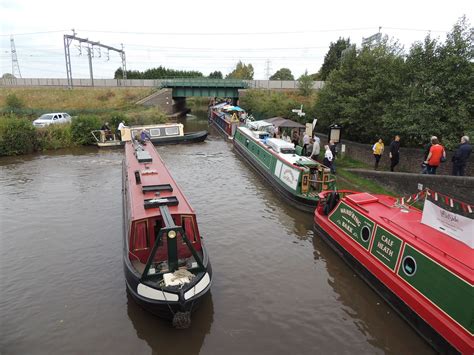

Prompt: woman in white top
xmin=323 ymin=144 xmax=333 ymax=169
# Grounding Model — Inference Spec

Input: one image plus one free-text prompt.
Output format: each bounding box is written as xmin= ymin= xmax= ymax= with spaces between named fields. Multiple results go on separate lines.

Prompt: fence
xmin=0 ymin=78 xmax=324 ymax=90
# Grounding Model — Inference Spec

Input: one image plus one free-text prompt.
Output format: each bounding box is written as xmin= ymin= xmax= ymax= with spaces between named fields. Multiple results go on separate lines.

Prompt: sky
xmin=0 ymin=0 xmax=472 ymax=80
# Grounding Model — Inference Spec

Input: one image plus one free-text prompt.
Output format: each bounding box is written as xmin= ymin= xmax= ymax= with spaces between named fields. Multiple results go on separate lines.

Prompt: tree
xmin=114 ymin=66 xmax=203 ymax=79
xmin=318 ymin=37 xmax=351 ymax=80
xmin=315 ymin=38 xmax=406 ymax=142
xmin=383 ymin=16 xmax=474 ymax=148
xmin=269 ymin=68 xmax=294 ymax=80
xmin=297 ymin=70 xmax=314 ymax=96
xmin=208 ymin=71 xmax=223 ymax=79
xmin=2 ymin=73 xmax=16 ymax=79
xmin=226 ymin=61 xmax=254 ymax=80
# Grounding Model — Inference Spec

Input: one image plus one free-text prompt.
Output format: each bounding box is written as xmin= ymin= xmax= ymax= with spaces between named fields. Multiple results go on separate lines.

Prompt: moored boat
xmin=208 ymin=102 xmax=243 ymax=139
xmin=233 ymin=124 xmax=336 ymax=213
xmin=122 ymin=140 xmax=212 ymax=327
xmin=314 ymin=189 xmax=473 ymax=353
xmin=92 ymin=122 xmax=207 ymax=148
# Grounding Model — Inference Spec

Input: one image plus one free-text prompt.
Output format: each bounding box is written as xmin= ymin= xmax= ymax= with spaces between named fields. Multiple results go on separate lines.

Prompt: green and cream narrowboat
xmin=233 ymin=125 xmax=336 ymax=213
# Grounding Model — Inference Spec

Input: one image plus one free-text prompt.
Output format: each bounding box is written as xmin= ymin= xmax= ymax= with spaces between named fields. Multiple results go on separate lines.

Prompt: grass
xmin=335 ymin=155 xmax=397 ymax=196
xmin=0 ymin=87 xmax=154 ymax=112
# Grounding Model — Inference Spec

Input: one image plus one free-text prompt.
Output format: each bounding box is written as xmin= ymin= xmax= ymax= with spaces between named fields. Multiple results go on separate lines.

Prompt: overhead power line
xmin=75 ymin=26 xmax=449 ymax=36
xmin=0 ymin=30 xmax=69 ymax=37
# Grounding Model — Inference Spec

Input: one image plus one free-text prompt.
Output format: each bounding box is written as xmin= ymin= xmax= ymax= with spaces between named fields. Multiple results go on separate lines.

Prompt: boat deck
xmin=344 ymin=193 xmax=473 ymax=279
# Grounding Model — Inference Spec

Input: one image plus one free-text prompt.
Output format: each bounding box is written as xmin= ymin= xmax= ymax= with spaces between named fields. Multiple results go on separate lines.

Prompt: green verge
xmin=336 ymin=155 xmax=397 ymax=196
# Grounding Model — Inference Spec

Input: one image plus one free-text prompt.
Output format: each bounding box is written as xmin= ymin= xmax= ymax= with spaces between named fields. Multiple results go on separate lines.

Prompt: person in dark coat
xmin=389 ymin=135 xmax=401 ymax=172
xmin=452 ymin=136 xmax=472 ymax=176
xmin=329 ymin=140 xmax=337 ymax=174
xmin=421 ymin=136 xmax=434 ymax=174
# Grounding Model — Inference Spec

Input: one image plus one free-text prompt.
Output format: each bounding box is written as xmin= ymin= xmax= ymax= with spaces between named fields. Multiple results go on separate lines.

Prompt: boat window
xmin=149 ymin=128 xmax=161 ymax=137
xmin=182 ymin=216 xmax=197 ymax=243
xmin=133 ymin=221 xmax=149 ymax=251
xmin=165 ymin=126 xmax=179 ymax=136
xmin=402 ymin=256 xmax=417 ymax=276
xmin=360 ymin=226 xmax=371 ymax=242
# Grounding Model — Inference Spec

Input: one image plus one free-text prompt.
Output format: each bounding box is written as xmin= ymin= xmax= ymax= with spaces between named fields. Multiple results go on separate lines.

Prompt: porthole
xmin=360 ymin=226 xmax=371 ymax=242
xmin=402 ymin=256 xmax=417 ymax=277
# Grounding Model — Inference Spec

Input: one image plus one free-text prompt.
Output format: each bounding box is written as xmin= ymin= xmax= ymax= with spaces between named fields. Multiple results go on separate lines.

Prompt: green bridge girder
xmin=160 ymin=79 xmax=248 ymax=98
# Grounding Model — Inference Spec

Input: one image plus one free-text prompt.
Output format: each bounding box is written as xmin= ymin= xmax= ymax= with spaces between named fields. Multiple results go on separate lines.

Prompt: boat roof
xmin=129 ymin=122 xmax=183 ymax=130
xmin=124 ymin=141 xmax=195 ymax=221
xmin=247 ymin=120 xmax=273 ymax=131
xmin=267 ymin=138 xmax=294 ymax=151
xmin=264 ymin=117 xmax=305 ymax=128
xmin=280 ymin=154 xmax=319 ymax=167
xmin=238 ymin=127 xmax=317 ymax=169
xmin=344 ymin=192 xmax=473 ymax=279
xmin=210 ymin=102 xmax=228 ymax=109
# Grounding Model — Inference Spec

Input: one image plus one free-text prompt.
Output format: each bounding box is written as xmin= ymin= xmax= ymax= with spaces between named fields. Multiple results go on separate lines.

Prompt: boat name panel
xmin=329 ymin=202 xmax=375 ymax=250
xmin=370 ymin=225 xmax=403 ymax=271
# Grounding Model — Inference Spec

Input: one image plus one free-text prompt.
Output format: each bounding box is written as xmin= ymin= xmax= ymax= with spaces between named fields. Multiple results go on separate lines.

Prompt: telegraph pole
xmin=63 ymin=30 xmax=127 ymax=89
xmin=87 ymin=46 xmax=94 ymax=86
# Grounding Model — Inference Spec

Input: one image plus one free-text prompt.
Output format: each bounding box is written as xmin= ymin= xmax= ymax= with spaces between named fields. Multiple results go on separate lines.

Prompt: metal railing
xmin=0 ymin=78 xmax=324 ymax=90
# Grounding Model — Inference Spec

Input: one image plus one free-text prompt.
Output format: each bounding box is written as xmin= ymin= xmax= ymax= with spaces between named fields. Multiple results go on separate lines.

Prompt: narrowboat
xmin=92 ymin=122 xmax=207 ymax=148
xmin=314 ymin=189 xmax=473 ymax=353
xmin=233 ymin=125 xmax=336 ymax=213
xmin=208 ymin=103 xmax=243 ymax=139
xmin=122 ymin=140 xmax=212 ymax=327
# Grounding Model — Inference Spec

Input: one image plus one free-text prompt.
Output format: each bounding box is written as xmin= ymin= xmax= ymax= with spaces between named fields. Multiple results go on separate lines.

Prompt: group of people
xmin=299 ymin=132 xmax=337 ymax=174
xmin=101 ymin=120 xmax=128 ymax=141
xmin=372 ymin=135 xmax=471 ymax=176
xmin=100 ymin=120 xmax=151 ymax=144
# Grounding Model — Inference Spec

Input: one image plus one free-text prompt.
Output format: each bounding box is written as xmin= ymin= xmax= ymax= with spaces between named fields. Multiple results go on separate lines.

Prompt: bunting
xmin=395 ymin=188 xmax=473 ymax=217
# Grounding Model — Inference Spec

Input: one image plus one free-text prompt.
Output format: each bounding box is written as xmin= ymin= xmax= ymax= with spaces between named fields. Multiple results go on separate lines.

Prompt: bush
xmin=0 ymin=115 xmax=37 ymax=156
xmin=71 ymin=115 xmax=101 ymax=145
xmin=5 ymin=94 xmax=25 ymax=111
xmin=36 ymin=123 xmax=74 ymax=150
xmin=125 ymin=108 xmax=167 ymax=125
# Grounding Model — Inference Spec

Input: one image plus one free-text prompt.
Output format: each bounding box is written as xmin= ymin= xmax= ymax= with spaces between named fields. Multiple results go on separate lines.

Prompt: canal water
xmin=0 ymin=112 xmax=433 ymax=354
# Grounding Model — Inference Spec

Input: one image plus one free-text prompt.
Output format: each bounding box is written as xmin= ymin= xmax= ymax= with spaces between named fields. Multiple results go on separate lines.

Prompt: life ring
xmin=323 ymin=192 xmax=340 ymax=215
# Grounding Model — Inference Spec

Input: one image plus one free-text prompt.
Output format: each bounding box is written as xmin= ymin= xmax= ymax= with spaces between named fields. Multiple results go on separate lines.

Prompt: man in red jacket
xmin=424 ymin=137 xmax=446 ymax=175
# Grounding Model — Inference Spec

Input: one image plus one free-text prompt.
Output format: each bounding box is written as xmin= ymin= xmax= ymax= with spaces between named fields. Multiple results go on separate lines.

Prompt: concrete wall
xmin=314 ymin=133 xmax=473 ymax=177
xmin=0 ymin=78 xmax=324 ymax=90
xmin=348 ymin=169 xmax=474 ymax=204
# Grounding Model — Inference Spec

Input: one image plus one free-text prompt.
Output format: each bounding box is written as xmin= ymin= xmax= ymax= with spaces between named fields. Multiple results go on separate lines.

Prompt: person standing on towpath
xmin=389 ymin=135 xmax=401 ymax=172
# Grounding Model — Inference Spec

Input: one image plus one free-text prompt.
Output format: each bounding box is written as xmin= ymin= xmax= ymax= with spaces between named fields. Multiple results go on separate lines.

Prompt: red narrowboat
xmin=208 ymin=102 xmax=242 ymax=139
xmin=122 ymin=140 xmax=212 ymax=327
xmin=314 ymin=190 xmax=473 ymax=353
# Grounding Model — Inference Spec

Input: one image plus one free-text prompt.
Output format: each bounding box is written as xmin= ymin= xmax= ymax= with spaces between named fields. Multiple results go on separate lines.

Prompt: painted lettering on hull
xmin=370 ymin=226 xmax=402 ymax=271
xmin=329 ymin=202 xmax=375 ymax=250
xmin=274 ymin=160 xmax=299 ymax=191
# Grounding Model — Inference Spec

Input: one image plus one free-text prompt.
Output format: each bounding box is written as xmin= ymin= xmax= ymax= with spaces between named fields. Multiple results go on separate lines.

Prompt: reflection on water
xmin=0 ymin=112 xmax=433 ymax=354
xmin=127 ymin=293 xmax=213 ymax=355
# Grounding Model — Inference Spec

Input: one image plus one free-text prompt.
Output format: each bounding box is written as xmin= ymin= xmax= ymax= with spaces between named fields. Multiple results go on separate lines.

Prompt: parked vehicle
xmin=33 ymin=113 xmax=72 ymax=127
